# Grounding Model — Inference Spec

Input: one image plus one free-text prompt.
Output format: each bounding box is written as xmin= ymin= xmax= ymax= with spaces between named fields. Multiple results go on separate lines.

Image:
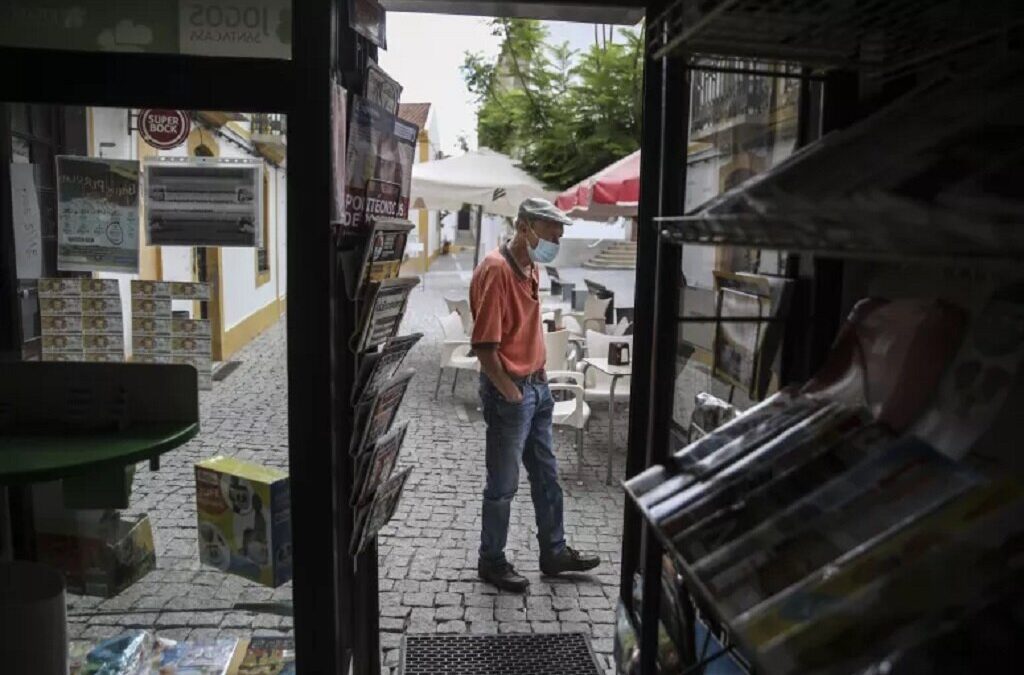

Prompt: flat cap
xmin=518 ymin=197 xmax=573 ymax=227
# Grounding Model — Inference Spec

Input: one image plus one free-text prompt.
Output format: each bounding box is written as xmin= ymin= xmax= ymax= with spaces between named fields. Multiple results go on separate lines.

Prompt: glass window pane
xmin=677 ymin=61 xmax=802 ymax=433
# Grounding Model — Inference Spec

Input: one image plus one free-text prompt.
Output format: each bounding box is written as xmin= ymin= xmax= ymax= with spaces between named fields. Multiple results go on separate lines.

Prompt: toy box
xmin=195 ymin=456 xmax=292 ymax=587
xmin=35 ymin=513 xmax=156 ymax=597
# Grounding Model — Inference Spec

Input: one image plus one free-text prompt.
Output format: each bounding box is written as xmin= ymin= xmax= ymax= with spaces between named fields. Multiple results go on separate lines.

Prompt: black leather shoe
xmin=540 ymin=546 xmax=601 ymax=576
xmin=478 ymin=560 xmax=530 ymax=593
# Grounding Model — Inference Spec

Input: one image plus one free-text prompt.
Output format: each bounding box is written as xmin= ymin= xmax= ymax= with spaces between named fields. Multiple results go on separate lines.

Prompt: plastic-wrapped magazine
xmin=696 ymin=438 xmax=981 ymax=618
xmin=641 ymin=394 xmax=819 ymax=514
xmin=659 ymin=404 xmax=866 ymax=538
xmin=157 ymin=638 xmax=240 ymax=674
xmin=232 ymin=637 xmax=296 ymax=674
xmin=753 ymin=491 xmax=1024 ymax=675
xmin=673 ymin=424 xmax=894 ymax=562
xmin=673 ymin=390 xmax=796 ymax=471
xmin=735 ymin=480 xmax=1024 ymax=649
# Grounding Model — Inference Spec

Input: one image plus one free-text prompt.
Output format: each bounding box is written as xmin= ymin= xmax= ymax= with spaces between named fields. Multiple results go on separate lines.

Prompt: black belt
xmin=512 ymin=369 xmax=547 ymax=384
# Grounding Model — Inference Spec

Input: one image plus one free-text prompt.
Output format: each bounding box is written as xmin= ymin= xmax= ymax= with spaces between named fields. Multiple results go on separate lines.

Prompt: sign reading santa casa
xmin=139 ymin=109 xmax=190 ymax=150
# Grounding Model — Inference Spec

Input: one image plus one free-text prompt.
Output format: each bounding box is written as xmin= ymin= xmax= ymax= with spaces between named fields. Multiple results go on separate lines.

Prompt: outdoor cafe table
xmin=581 ymin=357 xmax=632 ymax=485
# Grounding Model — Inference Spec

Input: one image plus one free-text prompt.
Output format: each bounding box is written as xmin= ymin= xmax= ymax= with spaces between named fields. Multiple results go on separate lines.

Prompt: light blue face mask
xmin=528 ymin=226 xmax=560 ymax=263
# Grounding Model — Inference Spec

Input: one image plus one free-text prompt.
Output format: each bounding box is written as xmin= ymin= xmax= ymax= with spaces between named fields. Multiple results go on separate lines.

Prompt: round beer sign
xmin=139 ymin=109 xmax=190 ymax=150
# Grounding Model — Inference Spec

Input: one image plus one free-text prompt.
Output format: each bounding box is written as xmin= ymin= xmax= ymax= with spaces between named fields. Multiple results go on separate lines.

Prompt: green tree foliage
xmin=462 ymin=19 xmax=643 ymax=189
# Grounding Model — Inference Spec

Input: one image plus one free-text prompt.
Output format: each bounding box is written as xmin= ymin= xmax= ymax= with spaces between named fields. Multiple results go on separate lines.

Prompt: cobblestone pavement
xmin=67 ymin=249 xmax=632 ymax=674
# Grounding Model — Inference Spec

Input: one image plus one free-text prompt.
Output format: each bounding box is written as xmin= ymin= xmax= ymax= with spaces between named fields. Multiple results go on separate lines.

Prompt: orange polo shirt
xmin=470 ymin=245 xmax=546 ymax=378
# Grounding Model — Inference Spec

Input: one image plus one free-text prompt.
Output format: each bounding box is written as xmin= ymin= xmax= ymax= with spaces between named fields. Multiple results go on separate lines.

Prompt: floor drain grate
xmin=212 ymin=361 xmax=242 ymax=381
xmin=399 ymin=633 xmax=602 ymax=675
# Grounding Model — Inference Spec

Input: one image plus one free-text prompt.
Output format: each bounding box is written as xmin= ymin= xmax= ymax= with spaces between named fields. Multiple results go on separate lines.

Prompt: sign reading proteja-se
xmin=139 ymin=109 xmax=191 ymax=150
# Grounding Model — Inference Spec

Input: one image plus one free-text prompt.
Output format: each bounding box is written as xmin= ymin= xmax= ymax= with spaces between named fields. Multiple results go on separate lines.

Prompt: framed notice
xmin=344 ymin=96 xmax=418 ymax=232
xmin=351 ymin=369 xmax=414 ymax=457
xmin=351 ymin=468 xmax=411 ymax=555
xmin=145 ymin=157 xmax=262 ymax=247
xmin=354 ymin=333 xmax=423 ymax=404
xmin=354 ymin=277 xmax=419 ymax=353
xmin=365 ymin=61 xmax=402 ymax=115
xmin=56 ymin=156 xmax=140 ymax=273
xmin=712 ymin=287 xmax=765 ymax=394
xmin=353 ymin=422 xmax=408 ymax=506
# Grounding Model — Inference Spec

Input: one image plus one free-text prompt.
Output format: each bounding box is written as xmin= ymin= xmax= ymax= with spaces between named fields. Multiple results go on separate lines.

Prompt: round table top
xmin=0 ymin=422 xmax=199 ymax=485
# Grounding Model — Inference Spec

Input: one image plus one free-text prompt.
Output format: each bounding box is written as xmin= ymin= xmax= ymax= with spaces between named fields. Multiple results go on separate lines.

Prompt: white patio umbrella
xmin=410 ymin=147 xmax=554 ymax=218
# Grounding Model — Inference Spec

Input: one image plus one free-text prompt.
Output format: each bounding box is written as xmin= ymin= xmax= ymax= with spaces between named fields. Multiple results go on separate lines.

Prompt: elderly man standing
xmin=469 ymin=197 xmax=600 ymax=592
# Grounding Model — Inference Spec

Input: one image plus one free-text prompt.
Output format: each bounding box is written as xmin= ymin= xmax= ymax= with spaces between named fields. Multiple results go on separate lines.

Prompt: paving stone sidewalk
xmin=66 ymin=251 xmax=631 ymax=674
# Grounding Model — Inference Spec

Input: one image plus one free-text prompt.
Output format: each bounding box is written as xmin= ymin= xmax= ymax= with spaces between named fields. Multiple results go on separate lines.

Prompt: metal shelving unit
xmin=648 ymin=0 xmax=1023 ymax=77
xmin=621 ymin=2 xmax=1024 ymax=674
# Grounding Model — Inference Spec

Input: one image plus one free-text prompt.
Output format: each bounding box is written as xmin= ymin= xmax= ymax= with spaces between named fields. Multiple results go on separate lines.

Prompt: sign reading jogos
xmin=180 ymin=0 xmax=291 ymax=59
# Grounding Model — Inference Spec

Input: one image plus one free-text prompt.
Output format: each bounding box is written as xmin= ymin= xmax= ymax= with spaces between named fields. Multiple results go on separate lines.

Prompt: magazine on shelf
xmin=353 ymin=422 xmax=408 ymax=506
xmin=658 ymin=404 xmax=866 ymax=537
xmin=714 ymin=272 xmax=795 ymax=401
xmin=673 ymin=423 xmax=895 ymax=563
xmin=351 ymin=369 xmax=414 ymax=457
xmin=346 ymin=218 xmax=415 ymax=299
xmin=344 ymin=96 xmax=418 ymax=233
xmin=697 ymin=438 xmax=982 ymax=618
xmin=735 ymin=479 xmax=1024 ymax=649
xmin=351 ymin=467 xmax=411 ymax=555
xmin=365 ymin=60 xmax=402 ymax=115
xmin=712 ymin=287 xmax=765 ymax=394
xmin=672 ymin=390 xmax=796 ymax=470
xmin=353 ymin=333 xmax=423 ymax=405
xmin=354 ymin=277 xmax=419 ymax=353
xmin=754 ymin=492 xmax=1024 ymax=675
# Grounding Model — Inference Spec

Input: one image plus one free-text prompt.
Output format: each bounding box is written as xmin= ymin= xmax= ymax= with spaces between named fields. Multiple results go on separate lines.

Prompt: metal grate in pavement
xmin=399 ymin=633 xmax=602 ymax=675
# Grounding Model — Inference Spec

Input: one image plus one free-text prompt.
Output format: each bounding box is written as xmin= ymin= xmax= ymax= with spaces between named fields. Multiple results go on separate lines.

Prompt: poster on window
xmin=354 ymin=333 xmax=423 ymax=405
xmin=354 ymin=276 xmax=419 ymax=353
xmin=145 ymin=157 xmax=262 ymax=247
xmin=344 ymin=96 xmax=418 ymax=233
xmin=56 ymin=156 xmax=140 ymax=274
xmin=10 ymin=164 xmax=43 ymax=279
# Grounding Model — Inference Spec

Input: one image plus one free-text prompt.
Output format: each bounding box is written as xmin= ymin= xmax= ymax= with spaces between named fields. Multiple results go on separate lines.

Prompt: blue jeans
xmin=479 ymin=374 xmax=567 ymax=566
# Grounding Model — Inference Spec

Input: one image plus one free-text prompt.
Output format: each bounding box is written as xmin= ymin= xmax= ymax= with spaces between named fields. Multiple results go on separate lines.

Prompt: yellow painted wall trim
xmin=206 ymin=248 xmax=226 ymax=361
xmin=279 ymin=296 xmax=287 ymax=316
xmin=226 ymin=120 xmax=252 ymax=140
xmin=221 ymin=298 xmax=282 ymax=361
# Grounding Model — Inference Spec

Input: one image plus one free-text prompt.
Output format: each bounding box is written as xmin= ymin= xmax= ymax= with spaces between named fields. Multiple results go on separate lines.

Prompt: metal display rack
xmin=620 ymin=1 xmax=1024 ymax=674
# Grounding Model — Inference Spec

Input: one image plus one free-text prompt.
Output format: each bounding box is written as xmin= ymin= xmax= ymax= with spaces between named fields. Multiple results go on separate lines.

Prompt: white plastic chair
xmin=564 ymin=294 xmax=613 ymax=336
xmin=609 ymin=317 xmax=633 ymax=336
xmin=444 ymin=297 xmax=473 ymax=336
xmin=577 ymin=330 xmax=633 ymax=403
xmin=435 ymin=312 xmax=479 ymax=399
xmin=545 ymin=330 xmax=591 ymax=483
